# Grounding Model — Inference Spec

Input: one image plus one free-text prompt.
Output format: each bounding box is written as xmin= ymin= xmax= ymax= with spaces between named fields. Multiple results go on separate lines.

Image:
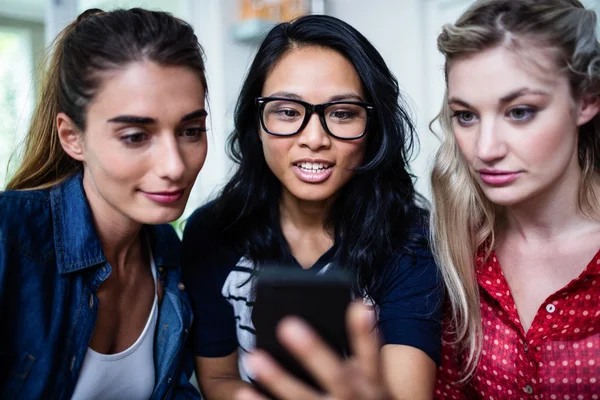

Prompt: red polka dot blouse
xmin=435 ymin=251 xmax=600 ymax=399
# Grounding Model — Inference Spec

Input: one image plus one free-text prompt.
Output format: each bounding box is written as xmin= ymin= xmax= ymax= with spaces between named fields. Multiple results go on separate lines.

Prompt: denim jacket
xmin=0 ymin=173 xmax=201 ymax=399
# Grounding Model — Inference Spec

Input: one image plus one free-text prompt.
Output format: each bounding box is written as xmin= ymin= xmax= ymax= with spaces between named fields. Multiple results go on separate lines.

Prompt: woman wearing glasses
xmin=182 ymin=14 xmax=442 ymax=400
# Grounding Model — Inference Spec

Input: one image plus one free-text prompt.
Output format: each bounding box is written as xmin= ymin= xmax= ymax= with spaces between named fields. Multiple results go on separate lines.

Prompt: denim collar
xmin=50 ymin=173 xmax=179 ymax=274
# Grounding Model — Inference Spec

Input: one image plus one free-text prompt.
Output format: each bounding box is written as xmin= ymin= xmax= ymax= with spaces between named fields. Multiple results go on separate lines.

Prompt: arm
xmin=374 ymin=246 xmax=444 ymax=399
xmin=195 ymin=351 xmax=252 ymax=399
xmin=381 ymin=345 xmax=436 ymax=400
xmin=181 ymin=204 xmax=247 ymax=399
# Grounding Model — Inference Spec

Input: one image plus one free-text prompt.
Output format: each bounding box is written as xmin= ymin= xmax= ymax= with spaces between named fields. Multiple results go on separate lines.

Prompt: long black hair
xmin=212 ymin=14 xmax=425 ymax=299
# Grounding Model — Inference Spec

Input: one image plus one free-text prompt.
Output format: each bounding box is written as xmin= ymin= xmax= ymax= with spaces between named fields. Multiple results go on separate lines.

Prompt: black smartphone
xmin=251 ymin=267 xmax=352 ymax=398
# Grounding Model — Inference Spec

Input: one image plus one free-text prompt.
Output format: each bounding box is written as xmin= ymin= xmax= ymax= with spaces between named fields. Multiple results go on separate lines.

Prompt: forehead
xmin=447 ymin=45 xmax=567 ymax=101
xmin=262 ymin=46 xmax=364 ymax=98
xmin=88 ymin=61 xmax=205 ymax=119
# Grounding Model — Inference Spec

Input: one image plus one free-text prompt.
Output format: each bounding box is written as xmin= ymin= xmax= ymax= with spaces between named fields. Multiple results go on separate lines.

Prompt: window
xmin=0 ymin=18 xmax=40 ymax=189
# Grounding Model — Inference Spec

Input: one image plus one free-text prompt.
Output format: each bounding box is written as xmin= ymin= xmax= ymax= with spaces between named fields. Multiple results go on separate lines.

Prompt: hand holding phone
xmin=251 ymin=267 xmax=352 ymax=397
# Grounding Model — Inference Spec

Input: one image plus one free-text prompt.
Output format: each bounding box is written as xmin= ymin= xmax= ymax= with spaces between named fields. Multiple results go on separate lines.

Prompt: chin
xmin=132 ymin=207 xmax=186 ymax=225
xmin=290 ymin=187 xmax=338 ymax=203
xmin=480 ymin=187 xmax=530 ymax=207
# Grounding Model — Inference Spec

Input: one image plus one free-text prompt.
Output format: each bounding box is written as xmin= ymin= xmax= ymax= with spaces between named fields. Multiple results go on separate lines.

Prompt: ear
xmin=576 ymin=94 xmax=600 ymax=127
xmin=57 ymin=112 xmax=85 ymax=162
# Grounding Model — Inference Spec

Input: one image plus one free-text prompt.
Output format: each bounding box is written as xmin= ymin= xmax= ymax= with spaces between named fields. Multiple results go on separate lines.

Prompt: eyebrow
xmin=107 ymin=115 xmax=156 ymax=124
xmin=448 ymin=88 xmax=549 ymax=108
xmin=499 ymin=88 xmax=549 ymax=103
xmin=181 ymin=109 xmax=208 ymax=122
xmin=267 ymin=91 xmax=364 ymax=102
xmin=107 ymin=108 xmax=207 ymax=125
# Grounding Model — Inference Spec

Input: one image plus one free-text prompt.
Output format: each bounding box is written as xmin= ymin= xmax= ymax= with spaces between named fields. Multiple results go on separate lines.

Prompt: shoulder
xmin=181 ymin=200 xmax=242 ymax=285
xmin=0 ymin=188 xmax=51 ymax=221
xmin=379 ymin=207 xmax=440 ymax=297
xmin=0 ymin=189 xmax=54 ymax=260
xmin=152 ymin=223 xmax=181 ymax=247
xmin=394 ymin=205 xmax=435 ymax=265
xmin=182 ymin=200 xmax=221 ymax=244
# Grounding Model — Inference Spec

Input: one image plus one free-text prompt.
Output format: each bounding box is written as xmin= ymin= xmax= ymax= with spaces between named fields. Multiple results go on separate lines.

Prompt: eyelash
xmin=119 ymin=127 xmax=207 ymax=147
xmin=120 ymin=132 xmax=148 ymax=145
xmin=451 ymin=106 xmax=538 ymax=126
xmin=451 ymin=111 xmax=477 ymax=126
xmin=507 ymin=106 xmax=537 ymax=122
xmin=180 ymin=127 xmax=207 ymax=139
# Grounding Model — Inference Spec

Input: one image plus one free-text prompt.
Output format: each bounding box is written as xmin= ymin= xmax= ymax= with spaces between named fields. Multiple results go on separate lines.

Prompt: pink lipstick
xmin=141 ymin=189 xmax=184 ymax=204
xmin=478 ymin=169 xmax=521 ymax=185
xmin=292 ymin=159 xmax=334 ymax=183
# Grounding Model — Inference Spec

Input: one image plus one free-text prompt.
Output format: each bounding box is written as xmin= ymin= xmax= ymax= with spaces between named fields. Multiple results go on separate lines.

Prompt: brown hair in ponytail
xmin=6 ymin=8 xmax=207 ymax=190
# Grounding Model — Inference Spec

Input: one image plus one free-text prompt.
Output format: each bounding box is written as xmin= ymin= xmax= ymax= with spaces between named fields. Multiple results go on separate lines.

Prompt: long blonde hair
xmin=430 ymin=0 xmax=600 ymax=380
xmin=6 ymin=8 xmax=207 ymax=190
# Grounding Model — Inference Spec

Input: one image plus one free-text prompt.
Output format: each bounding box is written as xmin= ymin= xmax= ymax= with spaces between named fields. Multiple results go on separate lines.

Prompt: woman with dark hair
xmin=182 ymin=14 xmax=442 ymax=399
xmin=0 ymin=8 xmax=207 ymax=399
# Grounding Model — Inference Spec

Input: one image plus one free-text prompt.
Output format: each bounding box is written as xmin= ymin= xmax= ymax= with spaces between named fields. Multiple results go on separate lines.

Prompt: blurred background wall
xmin=2 ymin=0 xmax=600 ymax=217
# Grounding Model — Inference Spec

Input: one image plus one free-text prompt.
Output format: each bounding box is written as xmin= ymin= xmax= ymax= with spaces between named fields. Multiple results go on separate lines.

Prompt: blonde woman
xmin=431 ymin=0 xmax=600 ymax=398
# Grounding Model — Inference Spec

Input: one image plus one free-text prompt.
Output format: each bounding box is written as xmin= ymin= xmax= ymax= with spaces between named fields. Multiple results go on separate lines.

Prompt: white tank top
xmin=71 ymin=254 xmax=158 ymax=400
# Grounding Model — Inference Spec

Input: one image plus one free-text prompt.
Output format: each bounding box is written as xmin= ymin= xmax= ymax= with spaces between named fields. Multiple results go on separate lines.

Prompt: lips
xmin=478 ymin=169 xmax=521 ymax=185
xmin=292 ymin=159 xmax=334 ymax=183
xmin=141 ymin=189 xmax=185 ymax=204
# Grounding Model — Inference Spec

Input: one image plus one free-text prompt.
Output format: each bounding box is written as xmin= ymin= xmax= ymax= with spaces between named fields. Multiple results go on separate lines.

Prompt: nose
xmin=156 ymin=135 xmax=186 ymax=181
xmin=476 ymin=118 xmax=507 ymax=163
xmin=297 ymin=112 xmax=331 ymax=151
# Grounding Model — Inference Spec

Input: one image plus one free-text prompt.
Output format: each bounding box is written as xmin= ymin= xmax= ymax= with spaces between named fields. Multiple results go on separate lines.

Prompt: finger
xmin=235 ymin=387 xmax=269 ymax=400
xmin=247 ymin=349 xmax=321 ymax=400
xmin=347 ymin=302 xmax=381 ymax=383
xmin=277 ymin=317 xmax=354 ymax=399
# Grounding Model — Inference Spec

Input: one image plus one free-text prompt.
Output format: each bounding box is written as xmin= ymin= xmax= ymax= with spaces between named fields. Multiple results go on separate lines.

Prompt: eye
xmin=120 ymin=132 xmax=149 ymax=145
xmin=330 ymin=110 xmax=357 ymax=120
xmin=507 ymin=106 xmax=536 ymax=122
xmin=181 ymin=127 xmax=207 ymax=139
xmin=274 ymin=108 xmax=302 ymax=119
xmin=452 ymin=110 xmax=478 ymax=126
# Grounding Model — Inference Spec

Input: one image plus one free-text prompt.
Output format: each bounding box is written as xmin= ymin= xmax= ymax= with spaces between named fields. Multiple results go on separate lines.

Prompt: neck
xmin=279 ymin=188 xmax=333 ymax=233
xmin=82 ymin=174 xmax=144 ymax=270
xmin=502 ymin=159 xmax=593 ymax=243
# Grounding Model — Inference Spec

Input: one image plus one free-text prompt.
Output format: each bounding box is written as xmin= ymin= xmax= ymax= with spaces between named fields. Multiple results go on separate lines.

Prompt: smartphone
xmin=251 ymin=267 xmax=352 ymax=398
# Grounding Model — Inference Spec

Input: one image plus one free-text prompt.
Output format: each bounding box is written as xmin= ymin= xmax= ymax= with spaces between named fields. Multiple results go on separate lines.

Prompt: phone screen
xmin=252 ymin=267 xmax=352 ymax=398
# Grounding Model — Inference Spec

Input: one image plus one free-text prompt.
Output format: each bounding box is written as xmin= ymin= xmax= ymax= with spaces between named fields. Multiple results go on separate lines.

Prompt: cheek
xmin=345 ymin=143 xmax=366 ymax=168
xmin=334 ymin=139 xmax=367 ymax=177
xmin=182 ymin=141 xmax=208 ymax=172
xmin=452 ymin=127 xmax=477 ymax=163
xmin=515 ymin=118 xmax=576 ymax=167
xmin=82 ymin=134 xmax=149 ymax=184
xmin=261 ymin=135 xmax=292 ymax=172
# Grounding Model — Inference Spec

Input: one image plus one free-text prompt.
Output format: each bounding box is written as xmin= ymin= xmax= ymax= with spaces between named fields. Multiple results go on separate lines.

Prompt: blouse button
xmin=89 ymin=294 xmax=94 ymax=309
xmin=546 ymin=304 xmax=556 ymax=313
xmin=524 ymin=343 xmax=529 ymax=352
xmin=524 ymin=385 xmax=533 ymax=394
xmin=178 ymin=282 xmax=185 ymax=291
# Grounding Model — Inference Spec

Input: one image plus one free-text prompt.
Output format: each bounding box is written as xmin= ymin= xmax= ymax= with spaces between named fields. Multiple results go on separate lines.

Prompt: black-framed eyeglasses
xmin=256 ymin=97 xmax=374 ymax=140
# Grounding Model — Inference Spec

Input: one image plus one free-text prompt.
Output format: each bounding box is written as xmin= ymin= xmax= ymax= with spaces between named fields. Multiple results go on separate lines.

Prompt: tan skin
xmin=279 ymin=191 xmax=334 ymax=268
xmin=57 ymin=61 xmax=208 ymax=354
xmin=198 ymin=46 xmax=436 ymax=400
xmin=448 ymin=45 xmax=600 ymax=334
xmin=89 ymin=237 xmax=162 ymax=353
